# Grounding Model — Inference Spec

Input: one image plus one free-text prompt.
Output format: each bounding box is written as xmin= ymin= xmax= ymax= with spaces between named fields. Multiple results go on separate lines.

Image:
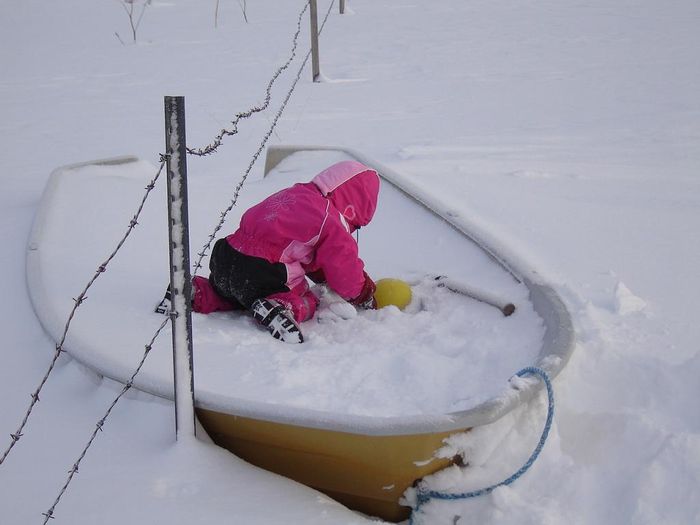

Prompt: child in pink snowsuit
xmin=191 ymin=160 xmax=380 ymax=341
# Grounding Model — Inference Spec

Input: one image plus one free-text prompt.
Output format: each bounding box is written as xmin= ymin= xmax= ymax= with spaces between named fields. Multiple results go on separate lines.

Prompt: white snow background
xmin=1 ymin=1 xmax=699 ymax=524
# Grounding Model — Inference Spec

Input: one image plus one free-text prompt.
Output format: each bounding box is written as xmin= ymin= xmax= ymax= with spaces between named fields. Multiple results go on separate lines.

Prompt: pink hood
xmin=311 ymin=161 xmax=380 ymax=230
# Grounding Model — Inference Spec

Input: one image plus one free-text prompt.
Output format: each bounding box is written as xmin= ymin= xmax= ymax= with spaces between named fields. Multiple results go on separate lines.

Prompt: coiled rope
xmin=409 ymin=366 xmax=554 ymax=524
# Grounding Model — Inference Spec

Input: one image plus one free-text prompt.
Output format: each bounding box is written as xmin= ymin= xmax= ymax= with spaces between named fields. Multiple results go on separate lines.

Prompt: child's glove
xmin=350 ymin=272 xmax=377 ymax=309
xmin=316 ymin=286 xmax=358 ymax=321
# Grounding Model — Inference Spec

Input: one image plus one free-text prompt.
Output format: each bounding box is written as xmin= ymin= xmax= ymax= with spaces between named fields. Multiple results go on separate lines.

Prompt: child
xmin=165 ymin=160 xmax=381 ymax=343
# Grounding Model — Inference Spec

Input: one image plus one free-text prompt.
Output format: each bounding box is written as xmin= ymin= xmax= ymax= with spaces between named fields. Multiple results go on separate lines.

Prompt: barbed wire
xmin=4 ymin=2 xmax=339 ymax=520
xmin=41 ymin=316 xmax=171 ymax=524
xmin=193 ymin=0 xmax=337 ymax=275
xmin=0 ymin=156 xmax=168 ymax=468
xmin=186 ymin=1 xmax=310 ymax=157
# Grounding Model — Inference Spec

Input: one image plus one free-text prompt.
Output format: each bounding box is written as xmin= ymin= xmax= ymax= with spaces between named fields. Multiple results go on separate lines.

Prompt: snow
xmin=1 ymin=1 xmax=699 ymax=524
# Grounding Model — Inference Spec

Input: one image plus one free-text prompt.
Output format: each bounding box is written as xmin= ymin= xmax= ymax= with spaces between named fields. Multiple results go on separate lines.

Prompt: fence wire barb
xmin=186 ymin=1 xmax=310 ymax=157
xmin=0 ymin=157 xmax=167 ymax=468
xmin=193 ymin=0 xmax=336 ymax=275
xmin=40 ymin=317 xmax=170 ymax=524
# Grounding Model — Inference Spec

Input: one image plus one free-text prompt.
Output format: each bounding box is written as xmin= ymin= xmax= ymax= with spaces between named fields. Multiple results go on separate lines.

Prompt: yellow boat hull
xmin=197 ymin=407 xmax=462 ymax=522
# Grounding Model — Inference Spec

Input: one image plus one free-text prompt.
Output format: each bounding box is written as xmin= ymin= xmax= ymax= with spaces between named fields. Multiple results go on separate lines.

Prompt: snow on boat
xmin=26 ymin=147 xmax=574 ymax=522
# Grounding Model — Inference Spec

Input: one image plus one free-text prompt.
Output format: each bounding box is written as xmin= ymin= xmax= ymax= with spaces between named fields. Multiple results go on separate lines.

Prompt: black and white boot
xmin=155 ymin=285 xmax=172 ymax=315
xmin=251 ymin=298 xmax=303 ymax=344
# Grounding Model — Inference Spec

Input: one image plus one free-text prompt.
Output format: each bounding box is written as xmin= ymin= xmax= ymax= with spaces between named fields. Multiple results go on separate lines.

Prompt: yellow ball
xmin=374 ymin=278 xmax=413 ymax=310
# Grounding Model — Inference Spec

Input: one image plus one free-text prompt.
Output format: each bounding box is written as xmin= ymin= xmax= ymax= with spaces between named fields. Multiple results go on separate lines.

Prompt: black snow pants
xmin=208 ymin=238 xmax=289 ymax=309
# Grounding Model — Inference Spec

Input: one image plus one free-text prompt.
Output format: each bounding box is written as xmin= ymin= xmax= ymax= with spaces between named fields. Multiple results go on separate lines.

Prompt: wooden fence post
xmin=310 ymin=0 xmax=320 ymax=82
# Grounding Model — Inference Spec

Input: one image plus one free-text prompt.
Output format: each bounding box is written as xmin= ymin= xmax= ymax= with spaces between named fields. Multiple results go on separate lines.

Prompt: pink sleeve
xmin=312 ymin=217 xmax=367 ymax=300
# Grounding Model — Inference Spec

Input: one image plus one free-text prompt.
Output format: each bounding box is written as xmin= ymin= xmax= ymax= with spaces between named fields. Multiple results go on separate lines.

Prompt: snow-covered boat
xmin=26 ymin=146 xmax=574 ymax=521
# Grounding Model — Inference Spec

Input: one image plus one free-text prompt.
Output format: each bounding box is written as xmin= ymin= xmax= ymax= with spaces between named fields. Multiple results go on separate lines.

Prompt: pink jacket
xmin=226 ymin=161 xmax=380 ymax=301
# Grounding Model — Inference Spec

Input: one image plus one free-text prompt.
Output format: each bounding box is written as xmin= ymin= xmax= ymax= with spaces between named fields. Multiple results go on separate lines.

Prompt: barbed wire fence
xmin=40 ymin=316 xmax=171 ymax=525
xmin=193 ymin=0 xmax=337 ymax=276
xmin=186 ymin=2 xmax=309 ymax=157
xmin=1 ymin=0 xmax=339 ymax=521
xmin=0 ymin=157 xmax=168 ymax=468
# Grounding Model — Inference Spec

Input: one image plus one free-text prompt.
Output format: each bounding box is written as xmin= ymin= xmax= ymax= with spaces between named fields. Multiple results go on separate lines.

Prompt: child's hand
xmin=350 ymin=272 xmax=377 ymax=310
xmin=356 ymin=295 xmax=377 ymax=310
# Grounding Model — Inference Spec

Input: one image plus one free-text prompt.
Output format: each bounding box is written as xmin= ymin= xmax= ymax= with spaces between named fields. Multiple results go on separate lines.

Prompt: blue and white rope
xmin=409 ymin=366 xmax=554 ymax=524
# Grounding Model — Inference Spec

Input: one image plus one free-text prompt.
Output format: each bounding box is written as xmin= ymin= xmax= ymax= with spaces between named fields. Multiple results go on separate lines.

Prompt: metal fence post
xmin=309 ymin=0 xmax=320 ymax=82
xmin=164 ymin=96 xmax=196 ymax=439
xmin=340 ymin=0 xmax=345 ymax=14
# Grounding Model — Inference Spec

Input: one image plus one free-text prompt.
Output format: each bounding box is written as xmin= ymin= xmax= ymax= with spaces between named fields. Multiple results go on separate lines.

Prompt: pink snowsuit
xmin=193 ymin=160 xmax=380 ymax=323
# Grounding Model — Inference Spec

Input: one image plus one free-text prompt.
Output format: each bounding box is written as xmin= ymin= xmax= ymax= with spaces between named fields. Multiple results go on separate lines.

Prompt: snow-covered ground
xmin=1 ymin=1 xmax=699 ymax=524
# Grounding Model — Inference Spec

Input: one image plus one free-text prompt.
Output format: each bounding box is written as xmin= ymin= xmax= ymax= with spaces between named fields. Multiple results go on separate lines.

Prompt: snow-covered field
xmin=1 ymin=1 xmax=699 ymax=524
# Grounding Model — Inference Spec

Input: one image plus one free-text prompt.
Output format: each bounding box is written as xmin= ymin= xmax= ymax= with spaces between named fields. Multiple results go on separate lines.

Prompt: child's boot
xmin=251 ymin=298 xmax=304 ymax=344
xmin=155 ymin=285 xmax=172 ymax=315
